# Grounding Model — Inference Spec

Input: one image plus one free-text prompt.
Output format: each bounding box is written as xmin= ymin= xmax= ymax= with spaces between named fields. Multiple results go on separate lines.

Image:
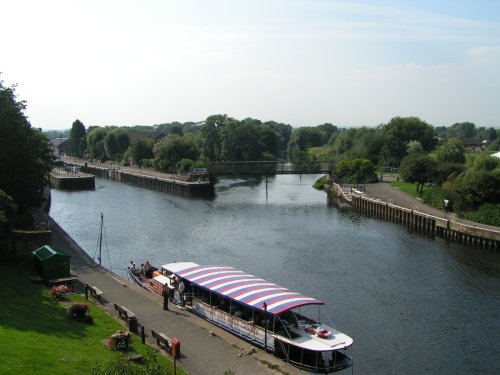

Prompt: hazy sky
xmin=2 ymin=0 xmax=499 ymax=130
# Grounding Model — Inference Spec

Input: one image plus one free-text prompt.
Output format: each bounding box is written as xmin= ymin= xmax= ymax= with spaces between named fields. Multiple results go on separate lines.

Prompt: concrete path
xmin=34 ymin=210 xmax=303 ymax=375
xmin=357 ymin=178 xmax=499 ymax=231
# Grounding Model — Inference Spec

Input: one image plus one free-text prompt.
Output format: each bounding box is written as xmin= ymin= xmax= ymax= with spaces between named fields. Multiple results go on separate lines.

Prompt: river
xmin=49 ymin=175 xmax=500 ymax=374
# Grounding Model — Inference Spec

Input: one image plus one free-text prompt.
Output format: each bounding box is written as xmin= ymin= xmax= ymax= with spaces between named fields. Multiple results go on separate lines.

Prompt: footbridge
xmin=207 ymin=161 xmax=334 ymax=176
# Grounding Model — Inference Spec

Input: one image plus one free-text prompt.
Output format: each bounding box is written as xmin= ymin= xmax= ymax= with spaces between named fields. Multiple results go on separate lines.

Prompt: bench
xmin=85 ymin=283 xmax=103 ymax=302
xmin=114 ymin=303 xmax=136 ymax=320
xmin=114 ymin=303 xmax=138 ymax=332
xmin=151 ymin=328 xmax=172 ymax=351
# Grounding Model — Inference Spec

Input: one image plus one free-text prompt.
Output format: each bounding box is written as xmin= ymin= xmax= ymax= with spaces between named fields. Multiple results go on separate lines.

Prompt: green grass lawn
xmin=389 ymin=181 xmax=420 ymax=198
xmin=0 ymin=262 xmax=187 ymax=375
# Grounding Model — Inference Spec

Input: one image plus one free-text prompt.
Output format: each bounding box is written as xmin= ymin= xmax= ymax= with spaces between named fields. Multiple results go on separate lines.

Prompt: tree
xmin=436 ymin=138 xmax=465 ymax=164
xmin=69 ymin=119 xmax=86 ymax=157
xmin=407 ymin=140 xmax=424 ymax=155
xmin=0 ymin=79 xmax=52 ymax=211
xmin=104 ymin=128 xmax=130 ymax=161
xmin=0 ymin=189 xmax=17 ymax=236
xmin=399 ymin=154 xmax=438 ymax=194
xmin=153 ymin=134 xmax=200 ymax=172
xmin=131 ymin=139 xmax=154 ymax=165
xmin=447 ymin=122 xmax=476 ymax=139
xmin=335 ymin=159 xmax=378 ymax=184
xmin=379 ymin=117 xmax=437 ymax=166
xmin=86 ymin=127 xmax=107 ymax=160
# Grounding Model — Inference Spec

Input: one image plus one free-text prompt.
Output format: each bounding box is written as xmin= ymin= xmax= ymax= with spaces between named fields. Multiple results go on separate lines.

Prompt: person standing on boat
xmin=178 ymin=278 xmax=185 ymax=307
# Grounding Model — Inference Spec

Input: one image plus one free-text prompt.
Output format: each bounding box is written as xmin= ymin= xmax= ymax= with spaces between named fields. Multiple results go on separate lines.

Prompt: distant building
xmin=50 ymin=138 xmax=70 ymax=155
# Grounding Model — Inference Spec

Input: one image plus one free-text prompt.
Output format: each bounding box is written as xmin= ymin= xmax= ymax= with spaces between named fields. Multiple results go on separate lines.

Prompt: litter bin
xmin=128 ymin=316 xmax=138 ymax=333
xmin=171 ymin=337 xmax=180 ymax=359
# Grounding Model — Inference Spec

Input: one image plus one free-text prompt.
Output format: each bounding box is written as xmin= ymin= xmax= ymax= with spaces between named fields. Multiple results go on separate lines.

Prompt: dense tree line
xmin=0 ymin=78 xmax=52 ymax=232
xmin=51 ymin=112 xmax=500 ymax=225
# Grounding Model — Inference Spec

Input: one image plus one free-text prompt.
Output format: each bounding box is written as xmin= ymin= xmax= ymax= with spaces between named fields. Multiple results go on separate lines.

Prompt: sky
xmin=1 ymin=0 xmax=500 ymax=131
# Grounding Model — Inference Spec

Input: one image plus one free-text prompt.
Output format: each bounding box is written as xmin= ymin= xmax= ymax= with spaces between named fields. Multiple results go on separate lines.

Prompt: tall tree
xmin=379 ymin=117 xmax=436 ymax=166
xmin=436 ymin=138 xmax=465 ymax=164
xmin=0 ymin=79 xmax=52 ymax=211
xmin=399 ymin=154 xmax=437 ymax=194
xmin=69 ymin=119 xmax=86 ymax=157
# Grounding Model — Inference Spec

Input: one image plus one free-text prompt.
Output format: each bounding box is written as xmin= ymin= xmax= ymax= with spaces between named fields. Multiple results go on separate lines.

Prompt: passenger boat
xmin=128 ymin=262 xmax=353 ymax=373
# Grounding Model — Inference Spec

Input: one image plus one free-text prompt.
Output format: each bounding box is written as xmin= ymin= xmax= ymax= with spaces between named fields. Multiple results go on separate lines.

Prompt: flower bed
xmin=107 ymin=329 xmax=132 ymax=351
xmin=50 ymin=285 xmax=70 ymax=300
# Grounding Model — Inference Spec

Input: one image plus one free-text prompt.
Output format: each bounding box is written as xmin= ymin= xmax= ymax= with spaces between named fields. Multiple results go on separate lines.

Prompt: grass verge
xmin=0 ymin=262 xmax=187 ymax=375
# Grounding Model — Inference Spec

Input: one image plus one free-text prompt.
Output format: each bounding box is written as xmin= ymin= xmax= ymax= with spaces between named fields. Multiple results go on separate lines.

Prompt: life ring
xmin=304 ymin=326 xmax=316 ymax=334
xmin=315 ymin=328 xmax=332 ymax=338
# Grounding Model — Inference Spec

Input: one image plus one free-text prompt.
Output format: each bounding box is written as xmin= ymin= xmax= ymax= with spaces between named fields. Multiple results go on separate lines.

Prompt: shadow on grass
xmin=0 ymin=262 xmax=89 ymax=338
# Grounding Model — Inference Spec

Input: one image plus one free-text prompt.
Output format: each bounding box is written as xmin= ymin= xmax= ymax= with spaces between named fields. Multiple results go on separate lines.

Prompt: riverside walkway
xmin=33 ymin=209 xmax=303 ymax=375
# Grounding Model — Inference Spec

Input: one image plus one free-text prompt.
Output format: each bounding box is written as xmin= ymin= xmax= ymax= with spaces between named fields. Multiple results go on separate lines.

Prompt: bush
xmin=313 ymin=176 xmax=329 ymax=190
xmin=422 ymin=187 xmax=448 ymax=209
xmin=49 ymin=285 xmax=70 ymax=300
xmin=66 ymin=301 xmax=90 ymax=319
xmin=462 ymin=204 xmax=500 ymax=227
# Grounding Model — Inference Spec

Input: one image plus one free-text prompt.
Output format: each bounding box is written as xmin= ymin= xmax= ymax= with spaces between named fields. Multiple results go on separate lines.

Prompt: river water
xmin=49 ymin=175 xmax=500 ymax=374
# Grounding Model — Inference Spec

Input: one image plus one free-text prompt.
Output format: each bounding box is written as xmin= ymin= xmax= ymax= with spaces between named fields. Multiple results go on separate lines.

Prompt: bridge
xmin=206 ymin=161 xmax=334 ymax=176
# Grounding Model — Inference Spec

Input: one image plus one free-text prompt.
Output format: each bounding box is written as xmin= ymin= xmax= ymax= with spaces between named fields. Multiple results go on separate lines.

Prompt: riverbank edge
xmin=328 ymin=182 xmax=500 ymax=250
xmin=28 ymin=205 xmax=303 ymax=375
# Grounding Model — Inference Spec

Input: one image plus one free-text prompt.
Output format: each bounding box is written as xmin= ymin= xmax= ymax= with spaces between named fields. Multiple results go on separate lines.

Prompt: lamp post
xmin=263 ymin=302 xmax=267 ymax=352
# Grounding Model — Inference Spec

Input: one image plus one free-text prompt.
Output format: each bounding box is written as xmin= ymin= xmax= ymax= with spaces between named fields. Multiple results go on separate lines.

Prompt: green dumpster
xmin=32 ymin=245 xmax=70 ymax=280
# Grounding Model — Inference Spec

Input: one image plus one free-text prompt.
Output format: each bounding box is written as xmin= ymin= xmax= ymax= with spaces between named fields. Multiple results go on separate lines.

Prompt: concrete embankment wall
xmin=115 ymin=171 xmax=214 ymax=197
xmin=328 ymin=183 xmax=500 ymax=250
xmin=49 ymin=172 xmax=95 ymax=189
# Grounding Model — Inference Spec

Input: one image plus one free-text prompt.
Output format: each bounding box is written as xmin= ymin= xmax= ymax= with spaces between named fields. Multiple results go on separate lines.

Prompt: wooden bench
xmin=151 ymin=328 xmax=172 ymax=352
xmin=114 ymin=303 xmax=136 ymax=320
xmin=85 ymin=283 xmax=103 ymax=302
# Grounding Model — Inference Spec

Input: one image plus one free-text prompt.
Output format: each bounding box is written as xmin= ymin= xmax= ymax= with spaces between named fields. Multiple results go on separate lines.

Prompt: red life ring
xmin=315 ymin=329 xmax=331 ymax=338
xmin=304 ymin=326 xmax=316 ymax=334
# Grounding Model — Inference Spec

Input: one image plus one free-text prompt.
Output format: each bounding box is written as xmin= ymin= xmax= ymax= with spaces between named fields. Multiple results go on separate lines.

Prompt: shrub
xmin=66 ymin=301 xmax=90 ymax=319
xmin=313 ymin=176 xmax=329 ymax=190
xmin=49 ymin=285 xmax=70 ymax=300
xmin=107 ymin=329 xmax=133 ymax=350
xmin=462 ymin=204 xmax=500 ymax=227
xmin=422 ymin=187 xmax=448 ymax=210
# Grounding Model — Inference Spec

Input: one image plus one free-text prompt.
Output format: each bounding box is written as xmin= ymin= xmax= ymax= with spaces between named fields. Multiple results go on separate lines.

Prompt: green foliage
xmin=335 ymin=159 xmax=378 ymax=184
xmin=93 ymin=348 xmax=170 ymax=375
xmin=422 ymin=187 xmax=448 ymax=209
xmin=104 ymin=128 xmax=130 ymax=161
xmin=432 ymin=162 xmax=464 ymax=186
xmin=379 ymin=116 xmax=436 ymax=166
xmin=462 ymin=204 xmax=500 ymax=227
xmin=0 ymin=78 xmax=52 ymax=211
xmin=201 ymin=114 xmax=289 ymax=162
xmin=131 ymin=139 xmax=155 ymax=164
xmin=313 ymin=175 xmax=329 ymax=190
xmin=87 ymin=127 xmax=108 ymax=160
xmin=153 ymin=134 xmax=200 ymax=172
xmin=69 ymin=119 xmax=86 ymax=157
xmin=406 ymin=140 xmax=424 ymax=155
xmin=389 ymin=181 xmax=420 ymax=198
xmin=287 ymin=127 xmax=324 ymax=154
xmin=0 ymin=190 xmax=17 ymax=236
xmin=469 ymin=153 xmax=498 ymax=171
xmin=0 ymin=262 xmax=184 ymax=375
xmin=399 ymin=154 xmax=437 ymax=193
xmin=436 ymin=138 xmax=465 ymax=164
xmin=176 ymin=159 xmax=195 ymax=172
xmin=447 ymin=169 xmax=500 ymax=212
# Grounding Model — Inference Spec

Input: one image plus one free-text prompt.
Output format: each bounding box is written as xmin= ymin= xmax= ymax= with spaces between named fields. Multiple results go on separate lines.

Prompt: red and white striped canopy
xmin=174 ymin=264 xmax=323 ymax=315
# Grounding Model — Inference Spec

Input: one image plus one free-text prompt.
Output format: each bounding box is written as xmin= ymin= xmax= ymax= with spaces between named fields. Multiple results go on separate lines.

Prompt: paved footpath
xmin=36 ymin=210 xmax=303 ymax=375
xmin=358 ymin=178 xmax=499 ymax=231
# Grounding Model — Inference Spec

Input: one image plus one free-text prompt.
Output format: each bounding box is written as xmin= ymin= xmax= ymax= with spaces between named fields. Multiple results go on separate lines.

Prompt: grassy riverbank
xmin=0 ymin=262 xmax=186 ymax=375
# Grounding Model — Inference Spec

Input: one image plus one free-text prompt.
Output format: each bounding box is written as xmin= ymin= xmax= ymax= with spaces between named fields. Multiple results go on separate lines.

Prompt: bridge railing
xmin=207 ymin=161 xmax=334 ymax=175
